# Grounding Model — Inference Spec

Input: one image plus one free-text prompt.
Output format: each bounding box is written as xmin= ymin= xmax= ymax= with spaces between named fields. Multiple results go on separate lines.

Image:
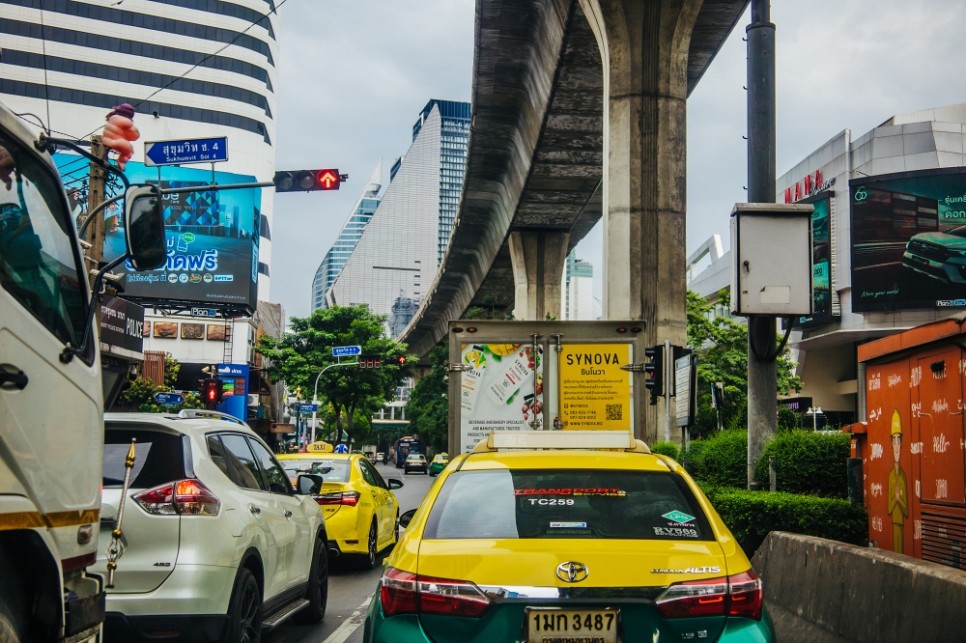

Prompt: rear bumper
xmin=104 ymin=612 xmax=227 ymax=643
xmin=105 ymin=564 xmax=236 ymax=617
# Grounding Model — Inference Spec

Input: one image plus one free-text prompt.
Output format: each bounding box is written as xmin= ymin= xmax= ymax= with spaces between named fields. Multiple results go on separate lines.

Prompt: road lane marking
xmin=322 ymin=594 xmax=372 ymax=643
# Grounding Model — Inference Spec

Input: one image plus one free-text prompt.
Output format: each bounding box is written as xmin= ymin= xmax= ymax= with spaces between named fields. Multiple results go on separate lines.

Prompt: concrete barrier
xmin=751 ymin=531 xmax=966 ymax=642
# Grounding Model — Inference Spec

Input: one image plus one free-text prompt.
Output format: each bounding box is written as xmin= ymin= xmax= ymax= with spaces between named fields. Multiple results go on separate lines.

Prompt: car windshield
xmin=422 ymin=469 xmax=713 ymax=541
xmin=282 ymin=460 xmax=349 ymax=482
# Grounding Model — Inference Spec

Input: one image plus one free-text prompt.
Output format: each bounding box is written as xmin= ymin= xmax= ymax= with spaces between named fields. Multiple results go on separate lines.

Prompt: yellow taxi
xmin=428 ymin=452 xmax=449 ymax=477
xmin=364 ymin=431 xmax=775 ymax=643
xmin=277 ymin=452 xmax=403 ymax=569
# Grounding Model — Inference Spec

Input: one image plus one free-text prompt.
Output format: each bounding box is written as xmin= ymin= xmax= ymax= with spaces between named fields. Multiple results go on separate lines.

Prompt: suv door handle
xmin=283 ymin=510 xmax=293 ymax=519
xmin=0 ymin=366 xmax=28 ymax=390
xmin=248 ymin=504 xmax=261 ymax=515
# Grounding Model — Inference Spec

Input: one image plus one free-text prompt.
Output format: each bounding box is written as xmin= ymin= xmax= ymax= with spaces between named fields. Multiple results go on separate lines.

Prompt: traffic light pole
xmin=311 ymin=361 xmax=361 ymax=443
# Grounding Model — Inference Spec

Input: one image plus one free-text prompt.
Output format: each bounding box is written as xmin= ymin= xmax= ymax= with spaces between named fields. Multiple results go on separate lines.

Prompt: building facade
xmin=311 ymin=162 xmax=383 ymax=311
xmin=2 ymin=0 xmax=282 ymax=421
xmin=324 ymin=99 xmax=470 ymax=332
xmin=688 ymin=103 xmax=966 ymax=427
xmin=561 ymin=250 xmax=597 ymax=320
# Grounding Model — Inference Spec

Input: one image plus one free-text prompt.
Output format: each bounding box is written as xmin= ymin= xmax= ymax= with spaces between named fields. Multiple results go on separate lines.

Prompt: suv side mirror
xmin=297 ymin=473 xmax=324 ymax=495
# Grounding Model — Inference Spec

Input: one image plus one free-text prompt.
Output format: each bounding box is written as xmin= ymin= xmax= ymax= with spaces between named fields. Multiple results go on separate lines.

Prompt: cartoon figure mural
xmin=887 ymin=409 xmax=909 ymax=554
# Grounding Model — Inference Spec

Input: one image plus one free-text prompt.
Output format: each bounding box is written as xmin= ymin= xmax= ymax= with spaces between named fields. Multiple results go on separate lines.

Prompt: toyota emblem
xmin=555 ymin=561 xmax=589 ymax=583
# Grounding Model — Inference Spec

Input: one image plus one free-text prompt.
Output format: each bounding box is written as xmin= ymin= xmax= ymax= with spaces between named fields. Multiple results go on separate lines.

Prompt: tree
xmin=406 ymin=344 xmax=449 ymax=451
xmin=686 ymin=290 xmax=802 ymax=435
xmin=115 ymin=352 xmax=203 ymax=412
xmin=256 ymin=305 xmax=408 ymax=448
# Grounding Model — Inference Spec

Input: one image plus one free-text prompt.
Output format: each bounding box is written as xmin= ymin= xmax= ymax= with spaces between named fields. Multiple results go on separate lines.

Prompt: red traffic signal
xmin=274 ymin=169 xmax=343 ymax=192
xmin=200 ymin=378 xmax=222 ymax=407
xmin=386 ymin=355 xmax=408 ymax=366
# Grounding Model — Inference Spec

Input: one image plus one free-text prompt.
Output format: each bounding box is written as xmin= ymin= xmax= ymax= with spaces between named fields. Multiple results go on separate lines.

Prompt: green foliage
xmin=256 ymin=305 xmax=408 ymax=448
xmin=753 ymin=430 xmax=851 ymax=497
xmin=650 ymin=441 xmax=681 ymax=461
xmin=686 ymin=290 xmax=802 ymax=436
xmin=688 ymin=429 xmax=748 ymax=488
xmin=406 ymin=344 xmax=449 ymax=451
xmin=700 ymin=485 xmax=867 ymax=556
xmin=117 ymin=375 xmax=203 ymax=413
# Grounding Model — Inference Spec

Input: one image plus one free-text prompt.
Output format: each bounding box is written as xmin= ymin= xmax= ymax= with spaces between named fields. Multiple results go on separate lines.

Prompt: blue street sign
xmin=300 ymin=403 xmax=319 ymax=413
xmin=154 ymin=392 xmax=185 ymax=405
xmin=331 ymin=345 xmax=362 ymax=357
xmin=145 ymin=137 xmax=229 ymax=167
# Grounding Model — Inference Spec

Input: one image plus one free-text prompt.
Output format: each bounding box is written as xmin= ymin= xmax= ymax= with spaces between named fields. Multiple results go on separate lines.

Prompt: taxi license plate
xmin=526 ymin=608 xmax=619 ymax=643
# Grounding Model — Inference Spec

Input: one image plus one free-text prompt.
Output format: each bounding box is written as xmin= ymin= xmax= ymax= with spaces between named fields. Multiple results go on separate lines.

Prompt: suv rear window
xmin=422 ymin=469 xmax=713 ymax=541
xmin=103 ymin=426 xmax=188 ymax=489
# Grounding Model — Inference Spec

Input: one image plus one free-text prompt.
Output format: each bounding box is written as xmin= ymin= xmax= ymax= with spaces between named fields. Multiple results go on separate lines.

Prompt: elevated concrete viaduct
xmin=401 ymin=0 xmax=749 ymax=440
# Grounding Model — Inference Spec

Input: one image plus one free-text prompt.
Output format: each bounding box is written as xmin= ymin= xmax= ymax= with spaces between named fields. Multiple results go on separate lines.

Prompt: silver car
xmin=93 ymin=410 xmax=328 ymax=642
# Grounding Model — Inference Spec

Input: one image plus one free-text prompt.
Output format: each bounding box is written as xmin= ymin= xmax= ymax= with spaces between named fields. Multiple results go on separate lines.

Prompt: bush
xmin=701 ymin=485 xmax=867 ymax=556
xmin=689 ymin=429 xmax=747 ymax=488
xmin=650 ymin=441 xmax=681 ymax=461
xmin=754 ymin=430 xmax=851 ymax=498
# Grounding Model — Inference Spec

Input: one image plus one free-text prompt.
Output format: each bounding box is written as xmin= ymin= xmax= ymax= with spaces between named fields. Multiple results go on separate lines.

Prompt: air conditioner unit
xmin=247 ymin=394 xmax=259 ymax=407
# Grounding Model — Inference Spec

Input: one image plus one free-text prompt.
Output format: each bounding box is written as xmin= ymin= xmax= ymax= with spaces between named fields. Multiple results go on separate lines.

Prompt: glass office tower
xmin=325 ymin=99 xmax=470 ymax=333
xmin=311 ymin=162 xmax=383 ymax=311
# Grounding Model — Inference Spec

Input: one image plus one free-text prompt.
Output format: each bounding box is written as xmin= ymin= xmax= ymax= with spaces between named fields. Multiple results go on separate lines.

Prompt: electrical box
xmin=730 ymin=203 xmax=814 ymax=316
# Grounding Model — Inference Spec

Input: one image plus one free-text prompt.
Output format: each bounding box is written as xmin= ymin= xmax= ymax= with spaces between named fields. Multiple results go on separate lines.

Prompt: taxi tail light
xmin=655 ymin=571 xmax=762 ymax=620
xmin=316 ymin=491 xmax=360 ymax=507
xmin=380 ymin=567 xmax=490 ymax=618
xmin=133 ymin=480 xmax=221 ymax=516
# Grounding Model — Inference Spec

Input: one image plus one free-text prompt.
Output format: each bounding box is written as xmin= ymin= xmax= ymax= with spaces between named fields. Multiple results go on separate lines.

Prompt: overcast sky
xmin=272 ymin=0 xmax=966 ymax=322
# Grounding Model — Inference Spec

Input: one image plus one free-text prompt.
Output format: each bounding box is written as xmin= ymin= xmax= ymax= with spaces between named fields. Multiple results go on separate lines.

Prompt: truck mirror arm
xmin=35 ymin=135 xmax=130 ymax=189
xmin=59 ymin=253 xmax=127 ymax=364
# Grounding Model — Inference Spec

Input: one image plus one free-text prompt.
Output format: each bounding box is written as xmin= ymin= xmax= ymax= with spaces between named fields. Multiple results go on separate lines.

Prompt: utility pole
xmin=745 ymin=0 xmax=777 ymax=489
xmin=85 ymin=135 xmax=108 ymax=288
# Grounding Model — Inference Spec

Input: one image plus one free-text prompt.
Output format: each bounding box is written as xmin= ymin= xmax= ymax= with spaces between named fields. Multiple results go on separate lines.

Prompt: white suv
xmin=93 ymin=410 xmax=328 ymax=642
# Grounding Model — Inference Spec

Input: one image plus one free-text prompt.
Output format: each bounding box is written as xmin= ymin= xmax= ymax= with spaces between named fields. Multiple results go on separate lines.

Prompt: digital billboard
xmin=794 ymin=193 xmax=835 ymax=326
xmin=55 ymin=154 xmax=261 ymax=315
xmin=850 ymin=168 xmax=966 ymax=312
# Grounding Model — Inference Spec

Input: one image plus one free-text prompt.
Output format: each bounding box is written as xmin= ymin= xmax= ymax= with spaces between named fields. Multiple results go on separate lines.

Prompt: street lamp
xmin=310 ymin=360 xmax=363 ymax=444
xmin=806 ymin=406 xmax=824 ymax=431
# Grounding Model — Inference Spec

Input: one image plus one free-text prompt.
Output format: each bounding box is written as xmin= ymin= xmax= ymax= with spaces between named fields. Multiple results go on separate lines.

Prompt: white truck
xmin=0 ymin=102 xmax=166 ymax=641
xmin=446 ymin=320 xmax=657 ymax=454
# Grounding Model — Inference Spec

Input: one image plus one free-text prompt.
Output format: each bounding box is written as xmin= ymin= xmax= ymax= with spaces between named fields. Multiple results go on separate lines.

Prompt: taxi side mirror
xmin=399 ymin=508 xmax=417 ymax=529
xmin=387 ymin=478 xmax=404 ymax=490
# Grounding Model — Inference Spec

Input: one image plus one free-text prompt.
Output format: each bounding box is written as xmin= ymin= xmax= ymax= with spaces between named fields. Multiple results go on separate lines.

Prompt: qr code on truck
xmin=605 ymin=404 xmax=622 ymax=421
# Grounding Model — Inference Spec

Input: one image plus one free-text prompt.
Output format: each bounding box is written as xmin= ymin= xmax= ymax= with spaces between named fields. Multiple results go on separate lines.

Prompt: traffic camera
xmin=273 ymin=169 xmax=344 ymax=192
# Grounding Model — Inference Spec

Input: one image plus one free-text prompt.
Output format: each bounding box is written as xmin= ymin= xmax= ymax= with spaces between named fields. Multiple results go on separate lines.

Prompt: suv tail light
xmin=316 ymin=491 xmax=360 ymax=507
xmin=655 ymin=570 xmax=762 ymax=620
xmin=133 ymin=480 xmax=221 ymax=516
xmin=380 ymin=566 xmax=490 ymax=618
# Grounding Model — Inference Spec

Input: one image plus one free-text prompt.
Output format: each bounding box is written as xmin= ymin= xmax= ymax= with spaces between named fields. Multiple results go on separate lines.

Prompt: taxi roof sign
xmin=475 ymin=430 xmax=649 ymax=453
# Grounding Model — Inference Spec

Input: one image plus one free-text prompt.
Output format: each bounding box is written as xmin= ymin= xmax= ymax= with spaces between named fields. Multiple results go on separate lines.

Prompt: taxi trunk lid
xmin=412 ymin=538 xmax=733 ymax=642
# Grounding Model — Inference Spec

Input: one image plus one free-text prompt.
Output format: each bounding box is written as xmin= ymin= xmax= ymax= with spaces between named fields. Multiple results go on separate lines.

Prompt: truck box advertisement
xmin=449 ymin=321 xmax=646 ymax=453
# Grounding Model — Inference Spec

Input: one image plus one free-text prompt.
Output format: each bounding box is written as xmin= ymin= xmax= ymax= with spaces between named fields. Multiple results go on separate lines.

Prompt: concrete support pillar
xmin=579 ymin=0 xmax=698 ymax=441
xmin=508 ymin=230 xmax=571 ymax=320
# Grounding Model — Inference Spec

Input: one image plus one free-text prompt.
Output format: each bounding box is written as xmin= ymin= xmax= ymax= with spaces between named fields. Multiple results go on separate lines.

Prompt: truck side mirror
xmin=124 ymin=184 xmax=166 ymax=270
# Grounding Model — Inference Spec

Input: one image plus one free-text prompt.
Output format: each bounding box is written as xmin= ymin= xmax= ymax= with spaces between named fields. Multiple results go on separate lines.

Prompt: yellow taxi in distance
xmin=277 ymin=453 xmax=403 ymax=569
xmin=428 ymin=452 xmax=449 ymax=477
xmin=364 ymin=431 xmax=775 ymax=643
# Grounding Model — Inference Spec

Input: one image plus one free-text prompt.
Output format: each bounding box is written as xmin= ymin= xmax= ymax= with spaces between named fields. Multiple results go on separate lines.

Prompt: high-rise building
xmin=311 ymin=162 xmax=383 ymax=311
xmin=2 ymin=1 xmax=281 ymax=422
xmin=325 ymin=99 xmax=470 ymax=330
xmin=561 ymin=251 xmax=596 ymax=320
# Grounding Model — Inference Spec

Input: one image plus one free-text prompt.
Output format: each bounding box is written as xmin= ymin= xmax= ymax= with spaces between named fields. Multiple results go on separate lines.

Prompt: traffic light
xmin=200 ymin=378 xmax=222 ymax=408
xmin=644 ymin=345 xmax=664 ymax=406
xmin=358 ymin=356 xmax=382 ymax=369
xmin=273 ymin=169 xmax=343 ymax=192
xmin=386 ymin=355 xmax=408 ymax=367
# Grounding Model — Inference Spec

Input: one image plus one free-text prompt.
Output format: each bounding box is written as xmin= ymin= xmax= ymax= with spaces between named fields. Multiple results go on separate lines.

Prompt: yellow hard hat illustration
xmin=891 ymin=409 xmax=902 ymax=435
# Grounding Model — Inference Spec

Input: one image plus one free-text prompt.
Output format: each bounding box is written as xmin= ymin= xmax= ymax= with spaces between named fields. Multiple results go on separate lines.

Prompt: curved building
xmin=1 ymin=0 xmax=279 ymax=296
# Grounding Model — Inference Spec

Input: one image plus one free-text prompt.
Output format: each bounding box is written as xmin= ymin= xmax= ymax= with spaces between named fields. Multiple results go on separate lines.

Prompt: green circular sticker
xmin=182 ymin=232 xmax=196 ymax=243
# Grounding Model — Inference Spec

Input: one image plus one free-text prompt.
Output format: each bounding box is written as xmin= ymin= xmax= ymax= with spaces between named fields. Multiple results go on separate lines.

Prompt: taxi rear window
xmin=281 ymin=460 xmax=349 ymax=482
xmin=422 ymin=469 xmax=713 ymax=541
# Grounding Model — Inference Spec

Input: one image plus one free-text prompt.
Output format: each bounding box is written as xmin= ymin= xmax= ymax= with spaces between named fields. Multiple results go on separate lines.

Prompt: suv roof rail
xmin=472 ymin=430 xmax=650 ymax=454
xmin=175 ymin=409 xmax=248 ymax=426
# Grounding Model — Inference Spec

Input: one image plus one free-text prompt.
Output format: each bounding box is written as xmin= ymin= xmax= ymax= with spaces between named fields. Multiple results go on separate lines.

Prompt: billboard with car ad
xmin=55 ymin=154 xmax=260 ymax=315
xmin=794 ymin=193 xmax=835 ymax=326
xmin=850 ymin=168 xmax=966 ymax=312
